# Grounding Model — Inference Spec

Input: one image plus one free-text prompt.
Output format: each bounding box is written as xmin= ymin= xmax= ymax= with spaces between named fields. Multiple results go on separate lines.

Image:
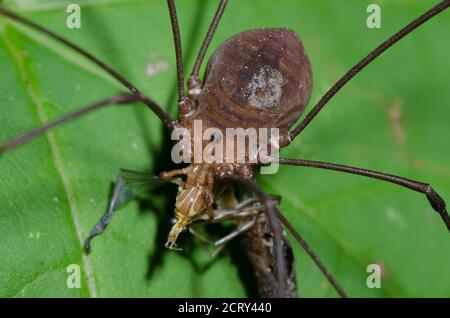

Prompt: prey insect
xmin=1 ymin=0 xmax=450 ymax=298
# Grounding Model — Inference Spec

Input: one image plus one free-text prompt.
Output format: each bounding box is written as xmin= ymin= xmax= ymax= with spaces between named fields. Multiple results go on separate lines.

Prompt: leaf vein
xmin=1 ymin=26 xmax=98 ymax=298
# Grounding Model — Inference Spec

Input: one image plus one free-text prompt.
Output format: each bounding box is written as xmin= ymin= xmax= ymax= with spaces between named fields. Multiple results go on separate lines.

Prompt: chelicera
xmin=1 ymin=0 xmax=449 ymax=298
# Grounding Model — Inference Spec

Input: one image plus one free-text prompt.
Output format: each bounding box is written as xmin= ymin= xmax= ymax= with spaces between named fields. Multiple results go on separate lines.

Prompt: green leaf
xmin=1 ymin=0 xmax=449 ymax=297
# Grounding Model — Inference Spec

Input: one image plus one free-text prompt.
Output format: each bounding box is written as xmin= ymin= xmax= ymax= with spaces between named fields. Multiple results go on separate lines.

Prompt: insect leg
xmin=190 ymin=198 xmax=262 ymax=242
xmin=0 ymin=6 xmax=173 ymax=130
xmin=225 ymin=175 xmax=347 ymax=298
xmin=196 ymin=207 xmax=260 ymax=224
xmin=241 ymin=212 xmax=298 ymax=298
xmin=0 ymin=94 xmax=142 ymax=155
xmin=270 ymin=206 xmax=347 ymax=298
xmin=190 ymin=217 xmax=256 ymax=257
xmin=166 ymin=0 xmax=186 ymax=102
xmin=213 ymin=219 xmax=256 ymax=246
xmin=278 ymin=158 xmax=450 ymax=231
xmin=159 ymin=166 xmax=191 ymax=179
xmin=212 ymin=192 xmax=299 ymax=297
xmin=288 ymin=0 xmax=450 ymax=141
xmin=221 ymin=176 xmax=288 ymax=297
xmin=202 ymin=198 xmax=261 ymax=222
xmin=189 ymin=197 xmax=262 ymax=255
xmin=188 ymin=226 xmax=226 ymax=257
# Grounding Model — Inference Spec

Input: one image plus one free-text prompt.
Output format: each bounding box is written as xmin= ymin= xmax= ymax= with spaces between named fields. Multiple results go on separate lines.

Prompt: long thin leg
xmin=271 ymin=207 xmax=347 ymax=298
xmin=189 ymin=0 xmax=228 ymax=89
xmin=288 ymin=0 xmax=450 ymax=141
xmin=191 ymin=198 xmax=262 ymax=244
xmin=213 ymin=220 xmax=256 ymax=258
xmin=190 ymin=218 xmax=256 ymax=257
xmin=0 ymin=94 xmax=142 ymax=154
xmin=224 ymin=174 xmax=347 ymax=298
xmin=197 ymin=208 xmax=260 ymax=223
xmin=0 ymin=7 xmax=173 ymax=130
xmin=166 ymin=0 xmax=186 ymax=102
xmin=214 ymin=220 xmax=255 ymax=246
xmin=278 ymin=158 xmax=450 ymax=231
xmin=196 ymin=200 xmax=262 ymax=223
xmin=226 ymin=176 xmax=286 ymax=297
xmin=189 ymin=226 xmax=226 ymax=257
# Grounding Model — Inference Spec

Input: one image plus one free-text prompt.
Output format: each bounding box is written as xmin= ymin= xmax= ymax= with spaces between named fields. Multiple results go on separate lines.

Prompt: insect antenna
xmin=0 ymin=6 xmax=173 ymax=130
xmin=167 ymin=0 xmax=186 ymax=102
xmin=288 ymin=0 xmax=450 ymax=141
xmin=190 ymin=0 xmax=228 ymax=80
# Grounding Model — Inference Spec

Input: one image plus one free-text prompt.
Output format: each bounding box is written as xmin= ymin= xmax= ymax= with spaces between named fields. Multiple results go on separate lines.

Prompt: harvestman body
xmin=161 ymin=27 xmax=312 ymax=249
xmin=1 ymin=0 xmax=450 ymax=298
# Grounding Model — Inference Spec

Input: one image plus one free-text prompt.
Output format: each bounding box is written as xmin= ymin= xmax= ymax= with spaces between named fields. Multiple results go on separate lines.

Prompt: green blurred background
xmin=0 ymin=0 xmax=449 ymax=297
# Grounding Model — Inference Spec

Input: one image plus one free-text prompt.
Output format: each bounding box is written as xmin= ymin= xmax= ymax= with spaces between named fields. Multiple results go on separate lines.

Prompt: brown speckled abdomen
xmin=193 ymin=28 xmax=312 ymax=133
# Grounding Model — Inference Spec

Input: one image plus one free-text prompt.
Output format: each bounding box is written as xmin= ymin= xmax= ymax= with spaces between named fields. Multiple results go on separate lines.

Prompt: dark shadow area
xmin=229 ymin=232 xmax=260 ymax=297
xmin=139 ymin=0 xmax=211 ymax=282
xmin=141 ymin=129 xmax=179 ymax=280
xmin=135 ymin=125 xmax=260 ymax=295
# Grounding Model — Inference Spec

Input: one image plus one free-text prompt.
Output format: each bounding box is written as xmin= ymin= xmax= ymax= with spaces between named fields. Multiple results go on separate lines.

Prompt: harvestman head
xmin=1 ymin=0 xmax=450 ymax=298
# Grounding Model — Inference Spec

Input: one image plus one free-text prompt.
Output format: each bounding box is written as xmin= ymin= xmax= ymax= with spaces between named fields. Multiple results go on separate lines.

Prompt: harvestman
xmin=1 ymin=1 xmax=450 ymax=297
